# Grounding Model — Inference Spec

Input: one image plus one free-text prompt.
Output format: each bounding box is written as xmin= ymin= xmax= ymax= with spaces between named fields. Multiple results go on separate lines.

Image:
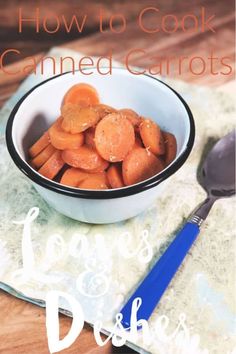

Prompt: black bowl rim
xmin=6 ymin=69 xmax=195 ymax=200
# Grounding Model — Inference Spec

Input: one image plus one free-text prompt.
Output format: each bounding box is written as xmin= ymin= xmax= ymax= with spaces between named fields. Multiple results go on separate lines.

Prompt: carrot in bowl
xmin=38 ymin=150 xmax=65 ymax=180
xmin=78 ymin=174 xmax=108 ymax=190
xmin=94 ymin=104 xmax=117 ymax=119
xmin=30 ymin=144 xmax=56 ymax=169
xmin=107 ymin=164 xmax=124 ymax=189
xmin=28 ymin=82 xmax=177 ymax=190
xmin=60 ymin=168 xmax=90 ymax=187
xmin=61 ymin=146 xmax=108 ymax=171
xmin=62 ymin=83 xmax=99 ymax=107
xmin=163 ymin=131 xmax=177 ymax=166
xmin=95 ymin=113 xmax=135 ymax=162
xmin=28 ymin=131 xmax=50 ymax=158
xmin=139 ymin=119 xmax=165 ymax=156
xmin=122 ymin=147 xmax=164 ymax=186
xmin=61 ymin=104 xmax=100 ymax=134
xmin=85 ymin=127 xmax=96 ymax=149
xmin=49 ymin=118 xmax=84 ymax=150
xmin=119 ymin=109 xmax=142 ymax=129
xmin=87 ymin=159 xmax=109 ymax=173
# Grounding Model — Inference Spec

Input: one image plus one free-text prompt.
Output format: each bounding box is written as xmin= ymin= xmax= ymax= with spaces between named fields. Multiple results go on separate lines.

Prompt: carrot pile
xmin=28 ymin=83 xmax=177 ymax=190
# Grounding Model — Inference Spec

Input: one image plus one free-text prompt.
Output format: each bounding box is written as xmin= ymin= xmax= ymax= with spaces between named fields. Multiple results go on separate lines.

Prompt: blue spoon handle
xmin=120 ymin=221 xmax=200 ymax=328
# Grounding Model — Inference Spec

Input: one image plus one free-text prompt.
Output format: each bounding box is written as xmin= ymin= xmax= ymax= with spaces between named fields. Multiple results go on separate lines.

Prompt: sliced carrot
xmin=85 ymin=129 xmax=109 ymax=171
xmin=85 ymin=127 xmax=96 ymax=149
xmin=49 ymin=118 xmax=84 ymax=150
xmin=95 ymin=113 xmax=135 ymax=162
xmin=38 ymin=150 xmax=65 ymax=180
xmin=30 ymin=144 xmax=56 ymax=169
xmin=62 ymin=83 xmax=99 ymax=107
xmin=61 ymin=146 xmax=108 ymax=171
xmin=93 ymin=104 xmax=117 ymax=119
xmin=78 ymin=174 xmax=108 ymax=190
xmin=61 ymin=104 xmax=100 ymax=134
xmin=107 ymin=164 xmax=124 ymax=189
xmin=163 ymin=131 xmax=177 ymax=166
xmin=139 ymin=119 xmax=165 ymax=156
xmin=28 ymin=131 xmax=50 ymax=158
xmin=122 ymin=147 xmax=164 ymax=186
xmin=119 ymin=109 xmax=142 ymax=129
xmin=87 ymin=159 xmax=109 ymax=173
xmin=60 ymin=168 xmax=89 ymax=187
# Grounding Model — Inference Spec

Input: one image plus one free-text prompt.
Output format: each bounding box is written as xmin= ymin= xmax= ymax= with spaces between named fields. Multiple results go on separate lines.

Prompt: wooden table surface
xmin=0 ymin=1 xmax=235 ymax=353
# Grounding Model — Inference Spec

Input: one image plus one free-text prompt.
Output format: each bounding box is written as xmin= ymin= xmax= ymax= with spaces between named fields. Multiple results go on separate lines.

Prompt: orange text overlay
xmin=17 ymin=7 xmax=216 ymax=34
xmin=0 ymin=49 xmax=233 ymax=77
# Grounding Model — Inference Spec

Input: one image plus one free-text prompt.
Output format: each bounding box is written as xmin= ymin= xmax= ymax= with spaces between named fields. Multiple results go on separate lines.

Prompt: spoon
xmin=120 ymin=130 xmax=235 ymax=328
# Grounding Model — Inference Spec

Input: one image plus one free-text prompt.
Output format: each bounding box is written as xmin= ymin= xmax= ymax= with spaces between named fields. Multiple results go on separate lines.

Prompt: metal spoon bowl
xmin=195 ymin=130 xmax=235 ymax=220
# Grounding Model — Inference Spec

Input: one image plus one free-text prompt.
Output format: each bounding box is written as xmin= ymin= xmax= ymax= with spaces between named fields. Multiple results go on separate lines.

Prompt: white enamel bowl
xmin=6 ymin=69 xmax=195 ymax=224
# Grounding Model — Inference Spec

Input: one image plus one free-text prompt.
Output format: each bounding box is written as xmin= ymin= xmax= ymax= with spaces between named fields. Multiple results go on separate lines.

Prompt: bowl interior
xmin=12 ymin=70 xmax=191 ymax=179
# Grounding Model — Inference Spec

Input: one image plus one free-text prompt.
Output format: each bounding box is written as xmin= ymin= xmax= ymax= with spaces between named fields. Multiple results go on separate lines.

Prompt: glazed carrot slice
xmin=163 ymin=131 xmax=177 ymax=166
xmin=30 ymin=144 xmax=56 ymax=169
xmin=28 ymin=131 xmax=50 ymax=158
xmin=93 ymin=104 xmax=117 ymax=119
xmin=85 ymin=127 xmax=96 ymax=149
xmin=38 ymin=150 xmax=65 ymax=180
xmin=85 ymin=129 xmax=110 ymax=171
xmin=95 ymin=113 xmax=135 ymax=162
xmin=119 ymin=109 xmax=142 ymax=129
xmin=60 ymin=168 xmax=89 ymax=187
xmin=78 ymin=174 xmax=108 ymax=190
xmin=87 ymin=159 xmax=109 ymax=173
xmin=63 ymin=83 xmax=100 ymax=107
xmin=139 ymin=119 xmax=165 ymax=156
xmin=62 ymin=146 xmax=108 ymax=171
xmin=107 ymin=164 xmax=124 ymax=189
xmin=61 ymin=104 xmax=100 ymax=134
xmin=49 ymin=118 xmax=84 ymax=150
xmin=122 ymin=147 xmax=164 ymax=186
